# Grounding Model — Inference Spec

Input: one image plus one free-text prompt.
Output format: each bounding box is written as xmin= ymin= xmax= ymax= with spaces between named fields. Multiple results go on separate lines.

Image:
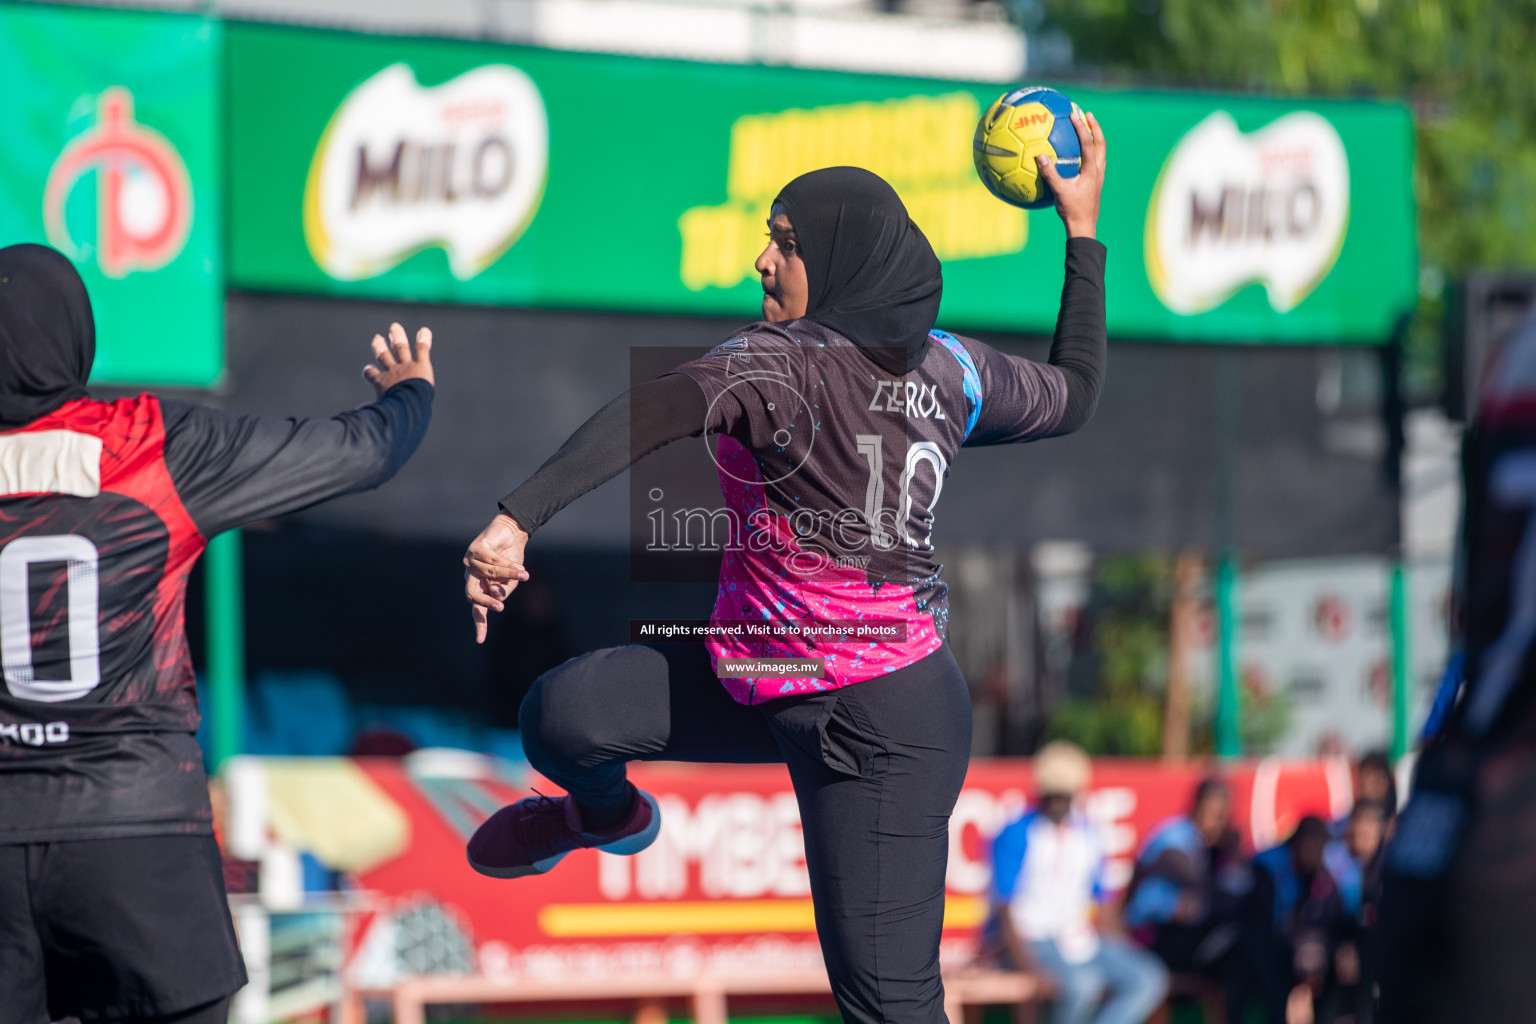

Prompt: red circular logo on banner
xmin=1312 ymin=592 xmax=1351 ymax=644
xmin=43 ymin=87 xmax=192 ymax=279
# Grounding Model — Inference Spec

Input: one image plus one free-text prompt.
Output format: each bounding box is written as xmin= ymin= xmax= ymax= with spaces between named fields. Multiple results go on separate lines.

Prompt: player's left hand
xmin=1038 ymin=110 xmax=1106 ymax=240
xmin=464 ymin=513 xmax=531 ymax=644
xmin=363 ymin=322 xmax=435 ymax=396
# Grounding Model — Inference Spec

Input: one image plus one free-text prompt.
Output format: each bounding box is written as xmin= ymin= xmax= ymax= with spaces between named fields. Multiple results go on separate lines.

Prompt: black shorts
xmin=0 ymin=834 xmax=247 ymax=1023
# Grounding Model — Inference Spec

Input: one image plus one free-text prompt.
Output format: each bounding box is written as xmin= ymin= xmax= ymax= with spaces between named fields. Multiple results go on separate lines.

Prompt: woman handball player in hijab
xmin=464 ymin=110 xmax=1107 ymax=1024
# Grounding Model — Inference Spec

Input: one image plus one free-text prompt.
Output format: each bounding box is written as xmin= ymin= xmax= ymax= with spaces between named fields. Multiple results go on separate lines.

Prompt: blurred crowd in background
xmin=986 ymin=746 xmax=1399 ymax=1024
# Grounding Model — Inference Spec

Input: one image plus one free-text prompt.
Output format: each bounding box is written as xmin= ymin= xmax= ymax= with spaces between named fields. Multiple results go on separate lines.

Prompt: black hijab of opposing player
xmin=775 ymin=167 xmax=943 ymax=376
xmin=0 ymin=244 xmax=95 ymax=430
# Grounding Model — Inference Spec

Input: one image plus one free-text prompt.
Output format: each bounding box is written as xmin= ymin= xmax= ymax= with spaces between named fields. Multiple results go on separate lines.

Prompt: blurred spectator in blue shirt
xmin=1333 ymin=754 xmax=1396 ymax=838
xmin=987 ymin=741 xmax=1168 ymax=1024
xmin=1324 ymin=801 xmax=1388 ymax=920
xmin=1320 ymin=800 xmax=1389 ymax=1024
xmin=1247 ymin=816 xmax=1345 ymax=1024
xmin=1124 ymin=778 xmax=1251 ymax=1023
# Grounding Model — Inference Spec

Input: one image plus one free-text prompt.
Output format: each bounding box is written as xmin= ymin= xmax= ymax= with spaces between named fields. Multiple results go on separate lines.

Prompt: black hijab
xmin=774 ymin=167 xmax=942 ymax=376
xmin=0 ymin=244 xmax=95 ymax=430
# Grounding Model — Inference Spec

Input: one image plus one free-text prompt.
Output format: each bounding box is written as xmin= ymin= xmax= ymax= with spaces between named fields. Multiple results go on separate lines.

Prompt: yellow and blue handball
xmin=973 ymin=86 xmax=1085 ymax=209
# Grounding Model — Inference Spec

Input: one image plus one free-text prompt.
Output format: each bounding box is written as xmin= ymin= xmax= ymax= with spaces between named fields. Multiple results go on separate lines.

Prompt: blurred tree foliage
xmin=1033 ymin=0 xmax=1536 ymax=275
xmin=1048 ymin=553 xmax=1169 ymax=755
xmin=1047 ymin=553 xmax=1293 ymax=755
xmin=1188 ymin=675 xmax=1294 ymax=756
xmin=1019 ymin=0 xmax=1536 ymax=398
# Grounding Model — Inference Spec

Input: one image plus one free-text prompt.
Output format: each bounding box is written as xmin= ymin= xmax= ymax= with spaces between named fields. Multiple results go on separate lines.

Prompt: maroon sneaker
xmin=466 ymin=786 xmax=661 ymax=879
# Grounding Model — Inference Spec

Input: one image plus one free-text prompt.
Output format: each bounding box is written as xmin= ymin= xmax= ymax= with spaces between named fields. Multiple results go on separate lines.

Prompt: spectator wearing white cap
xmin=987 ymin=741 xmax=1169 ymax=1024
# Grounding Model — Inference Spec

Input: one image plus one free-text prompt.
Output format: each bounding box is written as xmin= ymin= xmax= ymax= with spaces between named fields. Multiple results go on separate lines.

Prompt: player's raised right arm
xmin=959 ymin=112 xmax=1109 ymax=448
xmin=959 ymin=232 xmax=1106 ymax=446
xmin=159 ymin=323 xmax=435 ymax=539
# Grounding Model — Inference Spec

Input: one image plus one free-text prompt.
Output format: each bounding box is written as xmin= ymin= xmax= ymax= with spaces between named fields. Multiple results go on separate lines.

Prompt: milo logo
xmin=303 ymin=63 xmax=549 ymax=281
xmin=1145 ymin=111 xmax=1350 ymax=315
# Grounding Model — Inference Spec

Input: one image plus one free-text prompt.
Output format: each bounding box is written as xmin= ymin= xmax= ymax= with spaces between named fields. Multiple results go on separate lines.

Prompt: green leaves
xmin=1035 ymin=0 xmax=1536 ymax=275
xmin=1045 ymin=553 xmax=1170 ymax=757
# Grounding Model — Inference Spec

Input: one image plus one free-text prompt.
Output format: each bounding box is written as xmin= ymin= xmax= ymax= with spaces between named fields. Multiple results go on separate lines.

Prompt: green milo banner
xmin=228 ymin=23 xmax=1416 ymax=344
xmin=0 ymin=4 xmax=223 ymax=386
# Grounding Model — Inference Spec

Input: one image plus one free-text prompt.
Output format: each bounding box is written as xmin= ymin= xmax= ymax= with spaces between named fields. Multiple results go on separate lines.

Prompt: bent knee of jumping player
xmin=519 ymin=650 xmax=649 ymax=783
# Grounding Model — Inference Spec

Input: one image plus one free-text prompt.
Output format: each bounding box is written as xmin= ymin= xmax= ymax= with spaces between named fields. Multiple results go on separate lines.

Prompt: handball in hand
xmin=973 ymin=86 xmax=1085 ymax=209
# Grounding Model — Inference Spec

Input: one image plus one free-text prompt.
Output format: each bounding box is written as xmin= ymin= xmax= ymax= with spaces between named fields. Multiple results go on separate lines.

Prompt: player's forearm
xmin=499 ymin=373 xmax=706 ymax=535
xmin=162 ymin=379 xmax=434 ymax=537
xmin=369 ymin=378 xmax=435 ymax=481
xmin=1045 ymin=237 xmax=1107 ymax=437
xmin=281 ymin=378 xmax=435 ymax=498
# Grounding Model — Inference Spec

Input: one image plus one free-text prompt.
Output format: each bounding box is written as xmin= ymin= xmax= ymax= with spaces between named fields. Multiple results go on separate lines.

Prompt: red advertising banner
xmin=321 ymin=757 xmax=1354 ymax=984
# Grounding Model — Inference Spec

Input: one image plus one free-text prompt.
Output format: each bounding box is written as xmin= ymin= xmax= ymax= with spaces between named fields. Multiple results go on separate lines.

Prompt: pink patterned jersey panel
xmin=673 ymin=320 xmax=1066 ymax=705
xmin=706 ymin=434 xmax=945 ymax=704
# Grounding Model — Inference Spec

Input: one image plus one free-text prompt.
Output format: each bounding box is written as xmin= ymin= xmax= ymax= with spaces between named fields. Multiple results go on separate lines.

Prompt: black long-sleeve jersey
xmin=0 ymin=380 xmax=432 ymax=842
xmin=500 ymin=239 xmax=1108 ymax=535
xmin=496 ymin=239 xmax=1106 ymax=704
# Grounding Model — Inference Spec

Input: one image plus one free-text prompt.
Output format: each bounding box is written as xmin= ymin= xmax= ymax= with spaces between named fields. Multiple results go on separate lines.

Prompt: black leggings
xmin=520 ymin=642 xmax=973 ymax=1024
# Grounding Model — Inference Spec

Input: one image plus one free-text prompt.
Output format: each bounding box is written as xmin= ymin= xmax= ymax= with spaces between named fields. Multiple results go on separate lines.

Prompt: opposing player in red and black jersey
xmin=0 ymin=244 xmax=435 ymax=1024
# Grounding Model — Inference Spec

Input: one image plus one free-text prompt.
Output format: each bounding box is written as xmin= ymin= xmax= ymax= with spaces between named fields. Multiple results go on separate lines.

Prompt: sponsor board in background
xmin=228 ymin=23 xmax=1416 ymax=344
xmin=677 ymin=92 xmax=1026 ymax=291
xmin=0 ymin=4 xmax=222 ymax=387
xmin=1180 ymin=557 xmax=1453 ymax=756
xmin=1146 ymin=111 xmax=1350 ymax=316
xmin=221 ymin=755 xmax=1352 ymax=995
xmin=303 ymin=63 xmax=548 ymax=281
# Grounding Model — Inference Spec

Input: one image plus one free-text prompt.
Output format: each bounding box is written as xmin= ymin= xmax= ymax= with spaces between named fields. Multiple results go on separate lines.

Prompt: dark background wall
xmin=219 ymin=290 xmax=1399 ymax=555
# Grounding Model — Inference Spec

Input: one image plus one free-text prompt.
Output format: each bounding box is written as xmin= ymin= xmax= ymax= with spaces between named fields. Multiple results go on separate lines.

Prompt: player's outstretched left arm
xmin=463 ymin=373 xmax=714 ymax=644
